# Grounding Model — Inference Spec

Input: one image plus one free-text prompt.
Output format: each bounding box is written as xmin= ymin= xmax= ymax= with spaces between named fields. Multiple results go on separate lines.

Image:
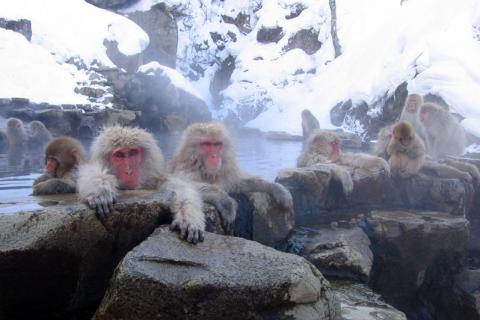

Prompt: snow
xmin=1 ymin=0 xmax=480 ymax=137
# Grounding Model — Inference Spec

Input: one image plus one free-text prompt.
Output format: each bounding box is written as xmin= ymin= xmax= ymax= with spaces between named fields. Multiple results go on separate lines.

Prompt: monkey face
xmin=310 ymin=133 xmax=340 ymax=161
xmin=198 ymin=139 xmax=224 ymax=173
xmin=406 ymin=96 xmax=419 ymax=112
xmin=420 ymin=107 xmax=430 ymax=123
xmin=45 ymin=156 xmax=59 ymax=175
xmin=109 ymin=147 xmax=144 ymax=189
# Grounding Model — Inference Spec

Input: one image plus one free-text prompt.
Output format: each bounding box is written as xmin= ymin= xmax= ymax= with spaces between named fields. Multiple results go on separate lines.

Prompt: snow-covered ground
xmin=1 ymin=0 xmax=480 ymax=137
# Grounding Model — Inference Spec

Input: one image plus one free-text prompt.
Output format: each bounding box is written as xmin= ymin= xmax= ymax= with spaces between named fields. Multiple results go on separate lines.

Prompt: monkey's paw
xmin=217 ymin=196 xmax=237 ymax=235
xmin=85 ymin=191 xmax=116 ymax=221
xmin=458 ymin=172 xmax=473 ymax=182
xmin=272 ymin=183 xmax=294 ymax=210
xmin=170 ymin=219 xmax=205 ymax=244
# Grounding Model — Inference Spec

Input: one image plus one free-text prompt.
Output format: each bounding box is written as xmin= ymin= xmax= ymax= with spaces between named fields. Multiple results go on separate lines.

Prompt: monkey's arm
xmin=442 ymin=158 xmax=480 ymax=182
xmin=197 ymin=183 xmax=237 ymax=234
xmin=229 ymin=176 xmax=293 ymax=210
xmin=423 ymin=160 xmax=472 ymax=182
xmin=32 ymin=176 xmax=76 ymax=195
xmin=328 ymin=163 xmax=354 ymax=194
xmin=77 ymin=161 xmax=118 ymax=220
xmin=340 ymin=153 xmax=390 ymax=177
xmin=162 ymin=177 xmax=205 ymax=244
xmin=33 ymin=172 xmax=54 ymax=185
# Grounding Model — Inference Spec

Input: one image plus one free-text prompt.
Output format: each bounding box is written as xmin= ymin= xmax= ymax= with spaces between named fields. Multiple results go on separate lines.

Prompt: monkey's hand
xmin=330 ymin=164 xmax=354 ymax=194
xmin=32 ymin=178 xmax=76 ymax=195
xmin=216 ymin=195 xmax=237 ymax=235
xmin=270 ymin=183 xmax=294 ymax=211
xmin=170 ymin=217 xmax=205 ymax=244
xmin=85 ymin=189 xmax=116 ymax=221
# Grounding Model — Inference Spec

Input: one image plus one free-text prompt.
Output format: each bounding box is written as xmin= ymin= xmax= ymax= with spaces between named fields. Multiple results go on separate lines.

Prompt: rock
xmin=257 ymin=26 xmax=284 ymax=43
xmin=108 ymin=68 xmax=211 ymax=133
xmin=85 ymin=0 xmax=139 ymax=10
xmin=365 ymin=210 xmax=469 ymax=319
xmin=286 ymin=226 xmax=373 ymax=282
xmin=283 ymin=28 xmax=322 ymax=55
xmin=127 ymin=3 xmax=178 ymax=68
xmin=210 ymin=55 xmax=236 ymax=105
xmin=0 ymin=18 xmax=32 ymax=41
xmin=333 ymin=281 xmax=407 ymax=320
xmin=0 ymin=191 xmax=184 ymax=319
xmin=444 ymin=268 xmax=480 ymax=320
xmin=285 ymin=3 xmax=307 ymax=19
xmin=94 ymin=226 xmax=341 ymax=320
xmin=276 ymin=166 xmax=474 ymax=225
xmin=104 ymin=39 xmax=143 ymax=74
xmin=222 ymin=12 xmax=253 ymax=34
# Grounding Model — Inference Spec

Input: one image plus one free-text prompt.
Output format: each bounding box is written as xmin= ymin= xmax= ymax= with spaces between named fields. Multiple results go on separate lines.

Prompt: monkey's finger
xmin=96 ymin=204 xmax=106 ymax=220
xmin=169 ymin=221 xmax=179 ymax=231
xmin=102 ymin=202 xmax=111 ymax=217
xmin=108 ymin=202 xmax=114 ymax=214
xmin=198 ymin=230 xmax=205 ymax=242
xmin=187 ymin=229 xmax=198 ymax=244
xmin=87 ymin=197 xmax=97 ymax=209
xmin=180 ymin=226 xmax=188 ymax=240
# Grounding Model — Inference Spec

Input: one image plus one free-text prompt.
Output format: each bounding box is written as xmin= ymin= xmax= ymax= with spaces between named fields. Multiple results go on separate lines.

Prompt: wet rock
xmin=286 ymin=226 xmax=373 ymax=282
xmin=108 ymin=67 xmax=211 ymax=133
xmin=0 ymin=18 xmax=32 ymax=41
xmin=257 ymin=26 xmax=284 ymax=43
xmin=127 ymin=3 xmax=178 ymax=68
xmin=445 ymin=268 xmax=480 ymax=320
xmin=210 ymin=55 xmax=236 ymax=105
xmin=222 ymin=12 xmax=253 ymax=34
xmin=94 ymin=226 xmax=341 ymax=320
xmin=0 ymin=191 xmax=179 ymax=319
xmin=365 ymin=210 xmax=469 ymax=319
xmin=283 ymin=28 xmax=322 ymax=55
xmin=277 ymin=166 xmax=473 ymax=225
xmin=333 ymin=281 xmax=407 ymax=320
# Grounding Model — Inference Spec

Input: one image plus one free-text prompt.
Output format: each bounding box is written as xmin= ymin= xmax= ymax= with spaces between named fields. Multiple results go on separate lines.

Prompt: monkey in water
xmin=77 ymin=126 xmax=205 ymax=244
xmin=301 ymin=109 xmax=320 ymax=139
xmin=170 ymin=122 xmax=294 ymax=233
xmin=297 ymin=129 xmax=390 ymax=194
xmin=32 ymin=137 xmax=85 ymax=195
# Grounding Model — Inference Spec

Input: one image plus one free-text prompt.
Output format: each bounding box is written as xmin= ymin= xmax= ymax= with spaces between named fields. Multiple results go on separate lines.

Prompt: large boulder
xmin=276 ymin=165 xmax=473 ymax=225
xmin=127 ymin=3 xmax=178 ymax=68
xmin=0 ymin=18 xmax=32 ymax=41
xmin=104 ymin=66 xmax=211 ymax=133
xmin=0 ymin=191 xmax=221 ymax=319
xmin=94 ymin=226 xmax=341 ymax=320
xmin=365 ymin=210 xmax=469 ymax=320
xmin=286 ymin=226 xmax=373 ymax=282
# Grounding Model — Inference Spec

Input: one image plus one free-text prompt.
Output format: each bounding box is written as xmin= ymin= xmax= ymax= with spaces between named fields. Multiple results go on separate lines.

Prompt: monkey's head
xmin=392 ymin=121 xmax=415 ymax=147
xmin=172 ymin=122 xmax=241 ymax=182
xmin=29 ymin=121 xmax=46 ymax=134
xmin=44 ymin=137 xmax=85 ymax=177
xmin=419 ymin=102 xmax=445 ymax=126
xmin=90 ymin=126 xmax=165 ymax=190
xmin=306 ymin=130 xmax=341 ymax=161
xmin=301 ymin=109 xmax=312 ymax=120
xmin=405 ymin=94 xmax=423 ymax=113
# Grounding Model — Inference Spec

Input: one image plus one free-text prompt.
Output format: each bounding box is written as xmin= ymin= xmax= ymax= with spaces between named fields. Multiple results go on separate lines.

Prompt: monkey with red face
xmin=297 ymin=129 xmax=390 ymax=194
xmin=77 ymin=126 xmax=205 ymax=244
xmin=32 ymin=137 xmax=85 ymax=195
xmin=171 ymin=123 xmax=293 ymax=234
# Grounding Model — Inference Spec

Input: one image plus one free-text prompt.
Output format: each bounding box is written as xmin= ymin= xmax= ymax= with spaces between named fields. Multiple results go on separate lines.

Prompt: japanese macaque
xmin=399 ymin=94 xmax=429 ymax=146
xmin=170 ymin=123 xmax=293 ymax=233
xmin=77 ymin=126 xmax=205 ymax=244
xmin=419 ymin=102 xmax=466 ymax=160
xmin=32 ymin=137 xmax=85 ymax=195
xmin=6 ymin=117 xmax=27 ymax=148
xmin=301 ymin=109 xmax=320 ymax=139
xmin=28 ymin=120 xmax=53 ymax=150
xmin=297 ymin=129 xmax=390 ymax=194
xmin=387 ymin=121 xmax=426 ymax=178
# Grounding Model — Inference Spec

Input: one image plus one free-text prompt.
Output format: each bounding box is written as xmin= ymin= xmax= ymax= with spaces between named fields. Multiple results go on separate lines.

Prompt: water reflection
xmin=0 ymin=133 xmax=303 ymax=203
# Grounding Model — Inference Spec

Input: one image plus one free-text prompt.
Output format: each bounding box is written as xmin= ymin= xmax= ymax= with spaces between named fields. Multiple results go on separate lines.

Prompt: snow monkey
xmin=170 ymin=122 xmax=294 ymax=233
xmin=6 ymin=117 xmax=27 ymax=148
xmin=387 ymin=121 xmax=426 ymax=178
xmin=419 ymin=102 xmax=467 ymax=160
xmin=297 ymin=129 xmax=390 ymax=194
xmin=399 ymin=94 xmax=429 ymax=146
xmin=374 ymin=124 xmax=394 ymax=159
xmin=301 ymin=109 xmax=320 ymax=139
xmin=32 ymin=137 xmax=85 ymax=195
xmin=77 ymin=126 xmax=205 ymax=244
xmin=28 ymin=120 xmax=53 ymax=150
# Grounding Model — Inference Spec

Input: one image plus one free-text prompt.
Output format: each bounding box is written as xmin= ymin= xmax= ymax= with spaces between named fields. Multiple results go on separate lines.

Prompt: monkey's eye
xmin=128 ymin=149 xmax=139 ymax=157
xmin=113 ymin=151 xmax=126 ymax=158
xmin=212 ymin=142 xmax=223 ymax=147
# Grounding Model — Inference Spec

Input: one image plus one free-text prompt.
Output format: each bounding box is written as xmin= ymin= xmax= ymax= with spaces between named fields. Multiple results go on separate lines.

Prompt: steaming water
xmin=0 ymin=134 xmax=302 ymax=209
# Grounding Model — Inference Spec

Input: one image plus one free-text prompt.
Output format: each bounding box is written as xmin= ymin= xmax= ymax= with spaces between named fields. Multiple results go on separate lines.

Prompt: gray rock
xmin=286 ymin=226 xmax=373 ymax=282
xmin=222 ymin=12 xmax=253 ymax=34
xmin=276 ymin=166 xmax=473 ymax=225
xmin=127 ymin=3 xmax=178 ymax=68
xmin=210 ymin=55 xmax=236 ymax=105
xmin=0 ymin=191 xmax=180 ymax=319
xmin=0 ymin=18 xmax=32 ymax=41
xmin=333 ymin=281 xmax=407 ymax=320
xmin=447 ymin=268 xmax=480 ymax=320
xmin=85 ymin=0 xmax=139 ymax=10
xmin=366 ymin=210 xmax=469 ymax=319
xmin=283 ymin=28 xmax=322 ymax=55
xmin=94 ymin=226 xmax=341 ymax=320
xmin=257 ymin=26 xmax=284 ymax=43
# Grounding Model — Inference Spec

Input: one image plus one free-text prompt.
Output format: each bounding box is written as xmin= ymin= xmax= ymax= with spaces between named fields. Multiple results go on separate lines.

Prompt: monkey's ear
xmin=71 ymin=148 xmax=81 ymax=162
